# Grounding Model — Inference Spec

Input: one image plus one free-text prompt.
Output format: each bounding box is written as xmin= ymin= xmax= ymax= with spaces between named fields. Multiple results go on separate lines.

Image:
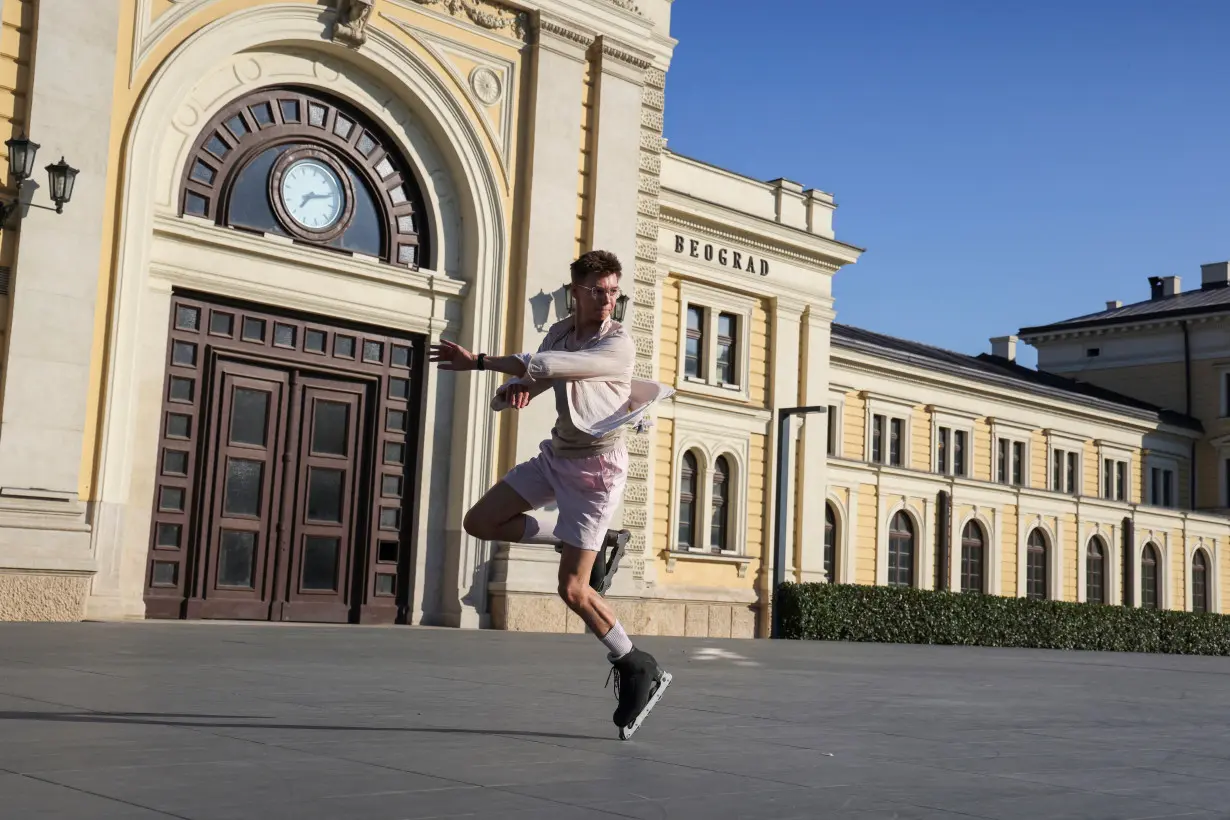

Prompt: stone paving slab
xmin=1 ymin=622 xmax=1229 ymax=819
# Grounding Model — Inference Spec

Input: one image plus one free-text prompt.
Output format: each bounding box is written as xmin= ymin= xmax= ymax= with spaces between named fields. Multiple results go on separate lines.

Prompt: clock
xmin=269 ymin=147 xmax=355 ymax=242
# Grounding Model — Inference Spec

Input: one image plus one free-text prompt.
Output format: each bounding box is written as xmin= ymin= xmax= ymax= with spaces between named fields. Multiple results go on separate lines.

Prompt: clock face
xmin=279 ymin=158 xmax=345 ymax=231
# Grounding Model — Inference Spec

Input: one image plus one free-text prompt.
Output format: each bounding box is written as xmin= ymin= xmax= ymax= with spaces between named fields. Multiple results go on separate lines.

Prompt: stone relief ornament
xmin=468 ymin=66 xmax=503 ymax=105
xmin=607 ymin=0 xmax=642 ymax=13
xmin=409 ymin=0 xmax=528 ymax=40
xmin=331 ymin=0 xmax=375 ymax=47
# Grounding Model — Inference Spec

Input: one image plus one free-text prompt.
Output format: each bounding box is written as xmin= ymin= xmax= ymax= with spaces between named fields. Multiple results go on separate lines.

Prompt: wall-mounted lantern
xmin=563 ymin=283 xmax=630 ymax=322
xmin=0 ymin=134 xmax=78 ymax=222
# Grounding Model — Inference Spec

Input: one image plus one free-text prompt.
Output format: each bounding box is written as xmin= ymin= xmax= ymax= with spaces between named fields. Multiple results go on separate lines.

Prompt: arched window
xmin=678 ymin=451 xmax=698 ymax=548
xmin=1026 ymin=529 xmax=1048 ymax=600
xmin=710 ymin=456 xmax=731 ymax=552
xmin=1192 ymin=549 xmax=1210 ymax=614
xmin=888 ymin=511 xmax=914 ymax=587
xmin=1141 ymin=543 xmax=1160 ymax=610
xmin=824 ymin=503 xmax=837 ymax=583
xmin=960 ymin=521 xmax=985 ymax=593
xmin=180 ymin=86 xmax=430 ymax=269
xmin=1086 ymin=537 xmax=1107 ymax=604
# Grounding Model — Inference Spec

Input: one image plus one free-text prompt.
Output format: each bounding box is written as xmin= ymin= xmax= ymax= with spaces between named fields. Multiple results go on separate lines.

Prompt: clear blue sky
xmin=662 ymin=0 xmax=1230 ymax=369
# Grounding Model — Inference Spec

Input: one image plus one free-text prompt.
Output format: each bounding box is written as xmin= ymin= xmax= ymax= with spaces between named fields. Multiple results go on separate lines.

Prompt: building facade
xmin=0 ymin=0 xmax=1225 ymax=636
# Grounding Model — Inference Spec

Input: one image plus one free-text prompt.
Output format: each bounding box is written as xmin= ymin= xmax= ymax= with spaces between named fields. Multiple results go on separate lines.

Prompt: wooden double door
xmin=145 ymin=294 xmax=420 ymax=624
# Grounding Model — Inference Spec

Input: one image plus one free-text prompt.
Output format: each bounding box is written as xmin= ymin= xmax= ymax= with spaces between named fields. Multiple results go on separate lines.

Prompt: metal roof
xmin=831 ymin=323 xmax=1202 ymax=432
xmin=1018 ymin=285 xmax=1230 ymax=336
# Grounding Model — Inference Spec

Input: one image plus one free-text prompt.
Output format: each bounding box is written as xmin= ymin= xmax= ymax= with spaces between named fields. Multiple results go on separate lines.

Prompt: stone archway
xmin=87 ymin=7 xmax=508 ymax=628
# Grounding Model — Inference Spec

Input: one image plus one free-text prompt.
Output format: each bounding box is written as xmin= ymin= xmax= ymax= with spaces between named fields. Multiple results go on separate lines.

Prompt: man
xmin=429 ymin=250 xmax=673 ymax=740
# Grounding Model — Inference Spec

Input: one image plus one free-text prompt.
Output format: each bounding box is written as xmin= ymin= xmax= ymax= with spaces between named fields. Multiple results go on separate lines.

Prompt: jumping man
xmin=429 ymin=249 xmax=673 ymax=740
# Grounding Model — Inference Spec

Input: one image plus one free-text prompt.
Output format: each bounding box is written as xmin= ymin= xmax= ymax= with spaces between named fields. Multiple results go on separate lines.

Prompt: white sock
xmin=520 ymin=515 xmax=559 ymax=547
xmin=600 ymin=621 xmax=633 ymax=660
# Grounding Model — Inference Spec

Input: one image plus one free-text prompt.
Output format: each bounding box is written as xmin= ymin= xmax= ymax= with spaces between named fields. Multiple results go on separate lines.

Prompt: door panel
xmin=191 ymin=362 xmax=288 ymax=620
xmin=279 ymin=379 xmax=366 ymax=622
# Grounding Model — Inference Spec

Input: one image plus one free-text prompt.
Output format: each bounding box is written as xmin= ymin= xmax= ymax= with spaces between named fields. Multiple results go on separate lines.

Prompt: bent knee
xmin=557 ymin=578 xmax=588 ymax=610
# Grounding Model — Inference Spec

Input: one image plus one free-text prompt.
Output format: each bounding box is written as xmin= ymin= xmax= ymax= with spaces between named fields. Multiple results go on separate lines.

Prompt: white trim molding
xmin=675 ymin=279 xmax=756 ymax=403
xmin=1185 ymin=537 xmax=1220 ymax=614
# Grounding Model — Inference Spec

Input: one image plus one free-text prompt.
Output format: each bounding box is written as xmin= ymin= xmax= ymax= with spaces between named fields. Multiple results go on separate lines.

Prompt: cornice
xmin=536 ymin=11 xmax=597 ymax=49
xmin=600 ymin=37 xmax=653 ymax=70
xmin=660 ymin=209 xmax=843 ymax=273
xmin=395 ymin=0 xmax=529 ymax=41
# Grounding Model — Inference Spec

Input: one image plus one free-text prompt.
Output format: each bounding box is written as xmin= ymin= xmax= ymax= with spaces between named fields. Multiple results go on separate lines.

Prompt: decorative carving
xmin=411 ymin=0 xmax=528 ymax=41
xmin=608 ymin=0 xmax=642 ymax=13
xmin=332 ymin=0 xmax=374 ymax=47
xmin=602 ymin=42 xmax=652 ymax=71
xmin=469 ymin=66 xmax=503 ymax=105
xmin=538 ymin=17 xmax=595 ymax=48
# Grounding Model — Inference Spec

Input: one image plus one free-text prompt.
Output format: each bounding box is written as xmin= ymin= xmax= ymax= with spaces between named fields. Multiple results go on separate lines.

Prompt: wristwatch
xmin=476 ymin=353 xmax=485 ymax=371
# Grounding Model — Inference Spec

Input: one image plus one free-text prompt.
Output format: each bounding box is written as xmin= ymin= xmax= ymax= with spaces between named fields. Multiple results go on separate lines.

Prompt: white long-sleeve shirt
xmin=491 ymin=316 xmax=674 ymax=458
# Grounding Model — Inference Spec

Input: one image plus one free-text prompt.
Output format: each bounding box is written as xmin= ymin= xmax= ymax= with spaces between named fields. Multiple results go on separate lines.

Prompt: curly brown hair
xmin=570 ymin=249 xmax=622 ymax=284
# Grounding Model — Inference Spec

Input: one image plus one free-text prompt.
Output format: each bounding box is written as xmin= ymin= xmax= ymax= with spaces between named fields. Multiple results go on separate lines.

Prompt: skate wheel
xmin=618 ymin=671 xmax=672 ymax=741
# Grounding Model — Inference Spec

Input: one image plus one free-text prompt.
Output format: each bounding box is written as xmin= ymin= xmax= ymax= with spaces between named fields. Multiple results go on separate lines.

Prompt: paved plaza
xmin=3 ymin=622 xmax=1230 ymax=819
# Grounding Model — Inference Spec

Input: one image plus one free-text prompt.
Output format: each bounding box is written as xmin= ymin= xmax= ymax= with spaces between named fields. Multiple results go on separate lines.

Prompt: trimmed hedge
xmin=775 ymin=582 xmax=1230 ymax=656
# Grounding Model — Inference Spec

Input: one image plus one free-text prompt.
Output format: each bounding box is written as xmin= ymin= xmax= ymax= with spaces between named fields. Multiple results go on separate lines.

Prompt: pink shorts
xmin=503 ymin=441 xmax=628 ymax=552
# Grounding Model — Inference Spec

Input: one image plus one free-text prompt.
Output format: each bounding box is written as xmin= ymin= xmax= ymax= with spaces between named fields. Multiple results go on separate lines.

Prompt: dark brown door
xmin=277 ymin=378 xmax=367 ymax=623
xmin=189 ymin=361 xmax=289 ymax=620
xmin=146 ymin=293 xmax=423 ymax=624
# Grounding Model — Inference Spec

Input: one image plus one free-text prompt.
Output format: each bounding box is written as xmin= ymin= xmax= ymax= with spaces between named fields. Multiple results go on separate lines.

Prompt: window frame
xmin=991 ymin=420 xmax=1032 ymax=488
xmin=1140 ymin=542 xmax=1161 ymax=610
xmin=1086 ymin=535 xmax=1107 ymax=604
xmin=887 ymin=510 xmax=916 ymax=588
xmin=676 ymin=281 xmax=755 ymax=403
xmin=1045 ymin=430 xmax=1084 ymax=495
xmin=960 ymin=520 xmax=985 ymax=594
xmin=930 ymin=409 xmax=976 ymax=478
xmin=864 ymin=394 xmax=914 ymax=469
xmin=1191 ymin=547 xmax=1210 ymax=614
xmin=1025 ymin=528 xmax=1049 ymax=600
xmin=1096 ymin=441 xmax=1133 ymax=502
xmin=669 ymin=419 xmax=753 ymax=564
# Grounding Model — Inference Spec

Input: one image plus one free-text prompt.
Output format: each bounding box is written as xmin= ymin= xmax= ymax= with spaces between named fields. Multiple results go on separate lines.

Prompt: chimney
xmin=1106 ymin=300 xmax=1122 ymax=311
xmin=991 ymin=335 xmax=1018 ymax=362
xmin=1148 ymin=275 xmax=1181 ymax=300
xmin=1201 ymin=262 xmax=1230 ymax=290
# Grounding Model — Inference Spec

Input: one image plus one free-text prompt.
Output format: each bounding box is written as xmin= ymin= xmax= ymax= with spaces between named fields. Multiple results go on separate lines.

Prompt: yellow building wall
xmin=1000 ymin=506 xmax=1018 ymax=596
xmin=748 ymin=433 xmax=766 ymax=566
xmin=749 ymin=300 xmax=769 ymax=407
xmin=973 ymin=419 xmax=992 ymax=481
xmin=1030 ymin=431 xmax=1047 ymax=489
xmin=1131 ymin=452 xmax=1143 ymax=504
xmin=843 ymin=392 xmax=865 ymax=459
xmin=651 ymin=416 xmax=673 ymax=568
xmin=1063 ymin=513 xmax=1078 ymax=601
xmin=1083 ymin=440 xmax=1099 ymax=496
xmin=856 ymin=483 xmax=878 ymax=584
xmin=659 ymin=277 xmax=679 ymax=385
xmin=78 ymin=0 xmax=526 ymax=497
xmin=911 ymin=406 xmax=930 ymax=471
xmin=1072 ymin=362 xmax=1187 ymax=418
xmin=1170 ymin=533 xmax=1185 ymax=610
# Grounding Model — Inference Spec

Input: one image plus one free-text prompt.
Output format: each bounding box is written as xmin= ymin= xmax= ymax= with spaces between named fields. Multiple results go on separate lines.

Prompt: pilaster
xmin=796 ymin=302 xmax=835 ymax=582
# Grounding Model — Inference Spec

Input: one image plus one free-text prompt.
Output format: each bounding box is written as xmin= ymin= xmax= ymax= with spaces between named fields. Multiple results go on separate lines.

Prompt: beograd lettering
xmin=673 ymin=234 xmax=769 ymax=276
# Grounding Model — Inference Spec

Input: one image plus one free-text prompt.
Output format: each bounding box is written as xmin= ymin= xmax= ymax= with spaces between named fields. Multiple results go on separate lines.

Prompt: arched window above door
xmin=179 ymin=86 xmax=430 ymax=270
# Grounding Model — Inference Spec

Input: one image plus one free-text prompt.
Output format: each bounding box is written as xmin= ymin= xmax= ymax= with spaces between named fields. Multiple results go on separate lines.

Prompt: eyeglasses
xmin=575 ymin=285 xmax=622 ymax=301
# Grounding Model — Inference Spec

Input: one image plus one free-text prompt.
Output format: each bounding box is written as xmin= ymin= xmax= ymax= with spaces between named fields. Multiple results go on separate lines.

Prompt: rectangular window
xmin=715 ymin=312 xmax=737 ymax=384
xmin=826 ymin=405 xmax=837 ymax=456
xmin=1012 ymin=441 xmax=1024 ymax=486
xmin=954 ymin=431 xmax=967 ymax=477
xmin=937 ymin=427 xmax=950 ymax=474
xmin=1066 ymin=451 xmax=1078 ymax=494
xmin=685 ymin=306 xmax=704 ymax=379
xmin=872 ymin=414 xmax=885 ymax=464
xmin=1103 ymin=457 xmax=1114 ymax=499
xmin=889 ymin=418 xmax=903 ymax=467
xmin=1151 ymin=467 xmax=1161 ymax=506
xmin=1052 ymin=449 xmax=1064 ymax=492
xmin=1163 ymin=469 xmax=1173 ymax=507
xmin=998 ymin=438 xmax=1009 ymax=484
xmin=1115 ymin=461 xmax=1126 ymax=501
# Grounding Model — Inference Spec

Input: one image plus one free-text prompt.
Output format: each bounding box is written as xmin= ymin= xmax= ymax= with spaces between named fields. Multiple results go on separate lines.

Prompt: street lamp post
xmin=0 ymin=134 xmax=78 ymax=223
xmin=771 ymin=404 xmax=828 ymax=639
